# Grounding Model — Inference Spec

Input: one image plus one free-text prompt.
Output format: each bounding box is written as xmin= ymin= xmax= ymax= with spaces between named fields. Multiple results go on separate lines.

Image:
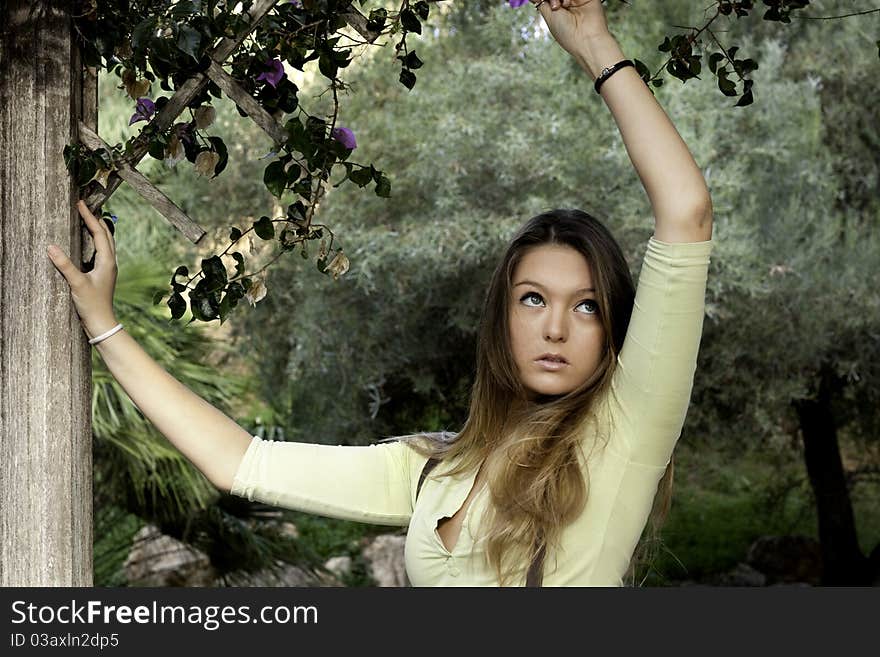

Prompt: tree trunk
xmin=793 ymin=364 xmax=870 ymax=585
xmin=0 ymin=1 xmax=96 ymax=585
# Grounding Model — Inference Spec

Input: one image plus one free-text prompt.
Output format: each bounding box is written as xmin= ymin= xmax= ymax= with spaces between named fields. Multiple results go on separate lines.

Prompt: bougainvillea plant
xmin=67 ymin=0 xmax=435 ymax=324
xmin=65 ymin=0 xmax=878 ymax=325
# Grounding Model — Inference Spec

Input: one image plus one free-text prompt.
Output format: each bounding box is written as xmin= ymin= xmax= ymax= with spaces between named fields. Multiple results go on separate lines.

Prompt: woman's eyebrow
xmin=513 ymin=280 xmax=595 ymax=295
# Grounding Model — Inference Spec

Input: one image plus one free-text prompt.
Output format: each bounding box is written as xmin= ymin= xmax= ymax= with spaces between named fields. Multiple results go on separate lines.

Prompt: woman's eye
xmin=520 ymin=292 xmax=544 ymax=307
xmin=577 ymin=300 xmax=599 ymax=315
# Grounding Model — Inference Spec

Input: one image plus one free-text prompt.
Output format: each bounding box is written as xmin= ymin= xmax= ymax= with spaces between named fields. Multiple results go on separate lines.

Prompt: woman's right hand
xmin=47 ymin=200 xmax=119 ymax=340
xmin=534 ymin=0 xmax=611 ymax=64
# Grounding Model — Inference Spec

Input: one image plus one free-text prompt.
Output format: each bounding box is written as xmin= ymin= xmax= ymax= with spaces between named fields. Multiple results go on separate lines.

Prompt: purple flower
xmin=331 ymin=126 xmax=357 ymax=150
xmin=256 ymin=59 xmax=286 ymax=88
xmin=286 ymin=0 xmax=302 ymax=6
xmin=508 ymin=0 xmax=530 ymax=7
xmin=128 ymin=97 xmax=156 ymax=125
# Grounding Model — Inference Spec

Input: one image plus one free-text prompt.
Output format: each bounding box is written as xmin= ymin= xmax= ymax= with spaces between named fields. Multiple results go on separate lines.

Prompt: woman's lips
xmin=535 ymin=358 xmax=569 ymax=371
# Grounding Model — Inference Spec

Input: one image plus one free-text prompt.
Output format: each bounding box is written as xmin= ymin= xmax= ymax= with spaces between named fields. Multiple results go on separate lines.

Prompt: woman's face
xmin=508 ymin=244 xmax=605 ymax=398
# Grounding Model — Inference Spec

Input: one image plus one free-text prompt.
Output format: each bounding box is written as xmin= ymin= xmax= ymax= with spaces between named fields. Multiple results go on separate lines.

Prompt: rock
xmin=324 ymin=555 xmax=353 ymax=579
xmin=708 ymin=562 xmax=767 ymax=587
xmin=219 ymin=560 xmax=343 ymax=587
xmin=361 ymin=534 xmax=408 ymax=587
xmin=124 ymin=523 xmax=343 ymax=588
xmin=746 ymin=535 xmax=822 ymax=585
xmin=124 ymin=525 xmax=216 ymax=587
xmin=278 ymin=522 xmax=299 ymax=539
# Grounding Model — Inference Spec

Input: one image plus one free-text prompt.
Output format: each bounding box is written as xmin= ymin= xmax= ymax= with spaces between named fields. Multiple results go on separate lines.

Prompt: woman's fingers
xmin=77 ymin=200 xmax=117 ymax=262
xmin=46 ymin=244 xmax=85 ymax=289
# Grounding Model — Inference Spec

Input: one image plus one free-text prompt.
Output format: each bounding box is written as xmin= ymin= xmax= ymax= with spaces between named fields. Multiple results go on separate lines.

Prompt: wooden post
xmin=0 ymin=0 xmax=95 ymax=586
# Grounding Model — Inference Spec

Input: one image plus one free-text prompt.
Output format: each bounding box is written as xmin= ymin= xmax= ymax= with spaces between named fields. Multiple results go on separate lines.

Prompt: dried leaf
xmin=244 ymin=276 xmax=267 ymax=306
xmin=90 ymin=167 xmax=113 ymax=189
xmin=194 ymin=105 xmax=216 ymax=130
xmin=164 ymin=134 xmax=185 ymax=167
xmin=121 ymin=69 xmax=151 ymax=100
xmin=327 ymin=251 xmax=350 ymax=281
xmin=194 ymin=150 xmax=220 ymax=177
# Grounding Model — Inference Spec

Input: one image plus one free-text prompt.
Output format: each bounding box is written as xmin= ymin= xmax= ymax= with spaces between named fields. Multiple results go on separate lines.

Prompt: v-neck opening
xmin=432 ymin=460 xmax=488 ymax=555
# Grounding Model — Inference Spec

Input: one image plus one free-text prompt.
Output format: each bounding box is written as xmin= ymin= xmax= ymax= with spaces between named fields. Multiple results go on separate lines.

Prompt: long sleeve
xmin=605 ymin=236 xmax=713 ymax=467
xmin=229 ymin=436 xmax=420 ymax=526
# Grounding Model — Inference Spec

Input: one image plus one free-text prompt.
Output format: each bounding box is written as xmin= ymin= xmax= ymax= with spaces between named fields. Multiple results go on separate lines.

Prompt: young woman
xmin=48 ymin=0 xmax=713 ymax=587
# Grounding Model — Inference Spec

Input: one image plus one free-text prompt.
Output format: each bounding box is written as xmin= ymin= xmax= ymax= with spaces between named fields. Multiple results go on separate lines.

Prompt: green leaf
xmin=168 ymin=292 xmax=187 ymax=320
xmin=253 ymin=215 xmax=275 ymax=240
xmin=229 ymin=226 xmax=242 ymax=242
xmin=374 ymin=174 xmax=391 ymax=198
xmin=286 ymin=162 xmax=301 ymax=184
xmin=285 ymin=118 xmax=311 ymax=153
xmin=263 ymin=160 xmax=287 ymax=197
xmin=169 ymin=1 xmax=198 ymax=19
xmin=287 ymin=202 xmax=307 ymax=221
xmin=279 ymin=228 xmax=298 ymax=251
xmin=76 ymin=158 xmax=97 ymax=186
xmin=201 ymin=255 xmax=228 ymax=286
xmin=400 ymin=50 xmax=423 ymax=70
xmin=231 ymin=252 xmax=245 ymax=278
xmin=63 ymin=144 xmax=78 ymax=170
xmin=132 ymin=18 xmax=157 ymax=51
xmin=718 ymin=74 xmax=737 ymax=96
xmin=349 ymin=166 xmax=373 ymax=187
xmin=316 ymin=255 xmax=328 ymax=274
xmin=319 ymin=52 xmax=338 ymax=79
xmin=208 ymin=136 xmax=228 ymax=177
xmin=735 ymin=89 xmax=754 ymax=107
xmin=147 ymin=138 xmax=165 ymax=161
xmin=739 ymin=58 xmax=759 ymax=75
xmin=152 ymin=290 xmax=165 ymax=305
xmin=400 ymin=9 xmax=421 ymax=34
xmin=276 ymin=79 xmax=299 ymax=113
xmin=633 ymin=58 xmax=650 ymax=83
xmin=176 ymin=24 xmax=202 ymax=61
xmin=414 ymin=1 xmax=430 ymax=20
xmin=189 ymin=280 xmax=220 ymax=321
xmin=367 ymin=8 xmax=387 ymax=32
xmin=227 ymin=281 xmax=246 ymax=302
xmin=400 ymin=69 xmax=417 ymax=90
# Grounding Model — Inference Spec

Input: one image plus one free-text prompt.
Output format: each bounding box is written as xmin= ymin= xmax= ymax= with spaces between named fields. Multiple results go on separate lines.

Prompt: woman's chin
xmin=525 ymin=382 xmax=573 ymax=400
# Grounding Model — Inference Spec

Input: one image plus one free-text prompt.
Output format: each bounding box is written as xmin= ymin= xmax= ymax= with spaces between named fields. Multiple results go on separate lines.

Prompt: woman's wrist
xmin=570 ymin=31 xmax=626 ymax=81
xmin=84 ymin=315 xmax=120 ymax=342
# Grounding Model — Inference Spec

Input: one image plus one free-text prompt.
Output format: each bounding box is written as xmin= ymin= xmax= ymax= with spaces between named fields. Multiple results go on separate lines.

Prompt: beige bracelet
xmin=88 ymin=323 xmax=124 ymax=345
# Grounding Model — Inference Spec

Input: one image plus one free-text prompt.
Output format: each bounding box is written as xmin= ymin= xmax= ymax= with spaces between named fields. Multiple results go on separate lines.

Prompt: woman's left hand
xmin=533 ymin=0 xmax=611 ymax=59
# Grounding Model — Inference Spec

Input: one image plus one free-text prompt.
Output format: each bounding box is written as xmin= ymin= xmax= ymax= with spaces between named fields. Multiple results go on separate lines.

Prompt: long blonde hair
xmin=394 ymin=209 xmax=674 ymax=586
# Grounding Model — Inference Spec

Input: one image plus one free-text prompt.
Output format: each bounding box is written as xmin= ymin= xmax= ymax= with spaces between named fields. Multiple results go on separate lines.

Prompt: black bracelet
xmin=594 ymin=59 xmax=635 ymax=95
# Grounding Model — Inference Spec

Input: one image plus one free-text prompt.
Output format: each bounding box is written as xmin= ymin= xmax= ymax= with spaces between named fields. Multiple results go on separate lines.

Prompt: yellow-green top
xmin=231 ymin=236 xmax=714 ymax=586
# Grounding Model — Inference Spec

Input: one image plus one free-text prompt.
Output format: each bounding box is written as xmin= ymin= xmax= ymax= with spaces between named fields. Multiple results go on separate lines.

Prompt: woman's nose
xmin=543 ymin=308 xmax=567 ymax=341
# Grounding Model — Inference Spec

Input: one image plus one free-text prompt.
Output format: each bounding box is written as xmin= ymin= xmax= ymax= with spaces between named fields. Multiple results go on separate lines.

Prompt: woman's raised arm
xmin=536 ymin=0 xmax=713 ymax=243
xmin=48 ymin=201 xmax=253 ymax=492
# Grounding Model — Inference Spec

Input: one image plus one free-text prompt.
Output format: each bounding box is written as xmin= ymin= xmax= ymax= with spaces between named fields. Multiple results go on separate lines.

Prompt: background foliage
xmin=90 ymin=1 xmax=880 ymax=585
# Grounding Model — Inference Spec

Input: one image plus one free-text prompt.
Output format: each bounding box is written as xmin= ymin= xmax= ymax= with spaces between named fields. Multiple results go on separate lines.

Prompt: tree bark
xmin=0 ymin=1 xmax=95 ymax=585
xmin=793 ymin=364 xmax=870 ymax=585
